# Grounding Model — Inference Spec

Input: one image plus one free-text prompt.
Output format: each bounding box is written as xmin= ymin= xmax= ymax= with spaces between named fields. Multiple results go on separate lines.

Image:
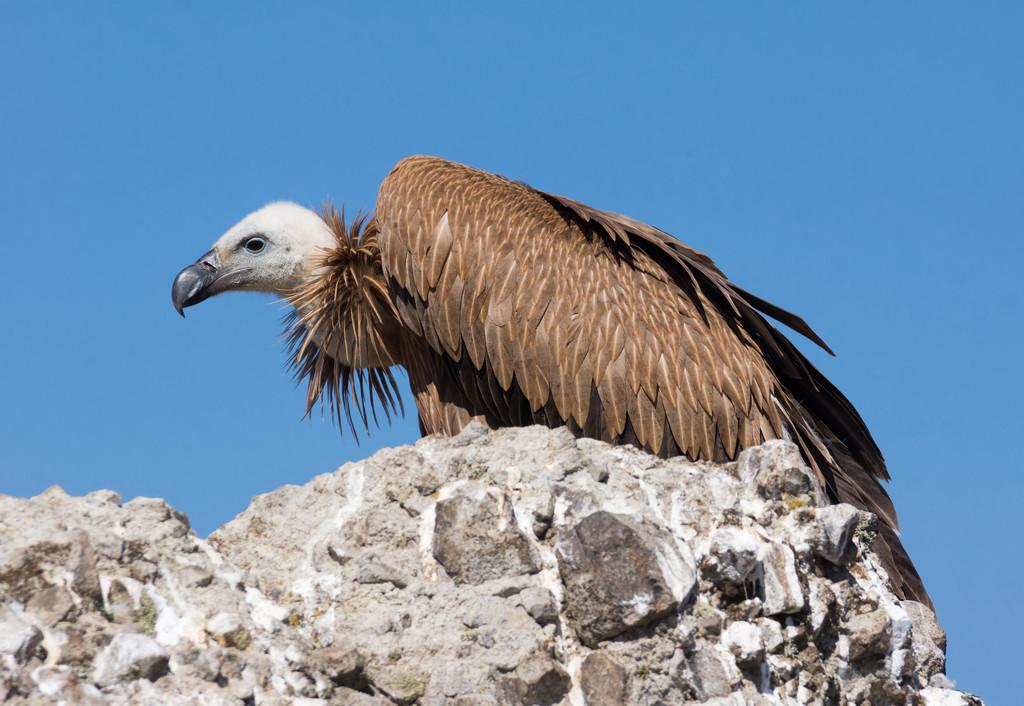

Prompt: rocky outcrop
xmin=0 ymin=424 xmax=981 ymax=705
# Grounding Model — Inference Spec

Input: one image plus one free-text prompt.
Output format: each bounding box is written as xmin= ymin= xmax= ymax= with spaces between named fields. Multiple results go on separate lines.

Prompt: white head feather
xmin=211 ymin=201 xmax=336 ymax=294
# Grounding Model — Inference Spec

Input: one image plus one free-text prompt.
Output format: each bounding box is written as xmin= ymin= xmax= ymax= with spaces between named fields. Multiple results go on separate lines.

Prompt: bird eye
xmin=243 ymin=236 xmax=267 ymax=254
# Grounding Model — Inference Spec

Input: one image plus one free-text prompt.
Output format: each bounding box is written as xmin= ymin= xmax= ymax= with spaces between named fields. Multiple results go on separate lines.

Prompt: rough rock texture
xmin=0 ymin=424 xmax=982 ymax=705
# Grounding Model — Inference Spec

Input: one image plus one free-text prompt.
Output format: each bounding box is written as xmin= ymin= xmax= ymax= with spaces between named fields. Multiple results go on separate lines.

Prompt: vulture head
xmin=172 ymin=201 xmax=404 ymax=431
xmin=171 ymin=201 xmax=336 ymax=310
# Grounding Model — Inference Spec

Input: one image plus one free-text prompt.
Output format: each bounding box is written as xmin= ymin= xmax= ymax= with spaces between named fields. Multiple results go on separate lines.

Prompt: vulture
xmin=172 ymin=155 xmax=929 ymax=606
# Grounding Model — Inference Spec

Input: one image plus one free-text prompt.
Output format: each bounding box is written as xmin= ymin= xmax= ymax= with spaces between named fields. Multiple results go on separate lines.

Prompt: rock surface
xmin=0 ymin=424 xmax=982 ymax=705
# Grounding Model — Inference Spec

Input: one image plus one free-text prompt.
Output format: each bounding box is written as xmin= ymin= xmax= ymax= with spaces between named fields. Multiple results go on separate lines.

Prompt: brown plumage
xmin=286 ymin=155 xmax=929 ymax=607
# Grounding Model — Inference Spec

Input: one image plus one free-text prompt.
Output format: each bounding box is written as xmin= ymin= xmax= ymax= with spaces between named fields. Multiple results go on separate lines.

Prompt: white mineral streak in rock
xmin=243 ymin=586 xmax=287 ymax=634
xmin=147 ymin=583 xmax=193 ymax=648
xmin=654 ymin=539 xmax=696 ymax=604
xmin=885 ymin=600 xmax=914 ymax=680
xmin=418 ymin=477 xmax=468 ymax=583
xmin=417 ymin=500 xmax=440 ymax=582
xmin=624 ymin=592 xmax=653 ymax=618
xmin=329 ymin=464 xmax=365 ymax=550
xmin=565 ymin=651 xmax=586 ymax=706
xmin=0 ymin=425 xmax=982 ymax=705
xmin=759 ymin=541 xmax=805 ymax=615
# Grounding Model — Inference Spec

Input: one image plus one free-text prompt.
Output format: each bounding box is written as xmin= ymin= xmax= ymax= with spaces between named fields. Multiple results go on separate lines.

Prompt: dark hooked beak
xmin=172 ymin=250 xmax=221 ymax=317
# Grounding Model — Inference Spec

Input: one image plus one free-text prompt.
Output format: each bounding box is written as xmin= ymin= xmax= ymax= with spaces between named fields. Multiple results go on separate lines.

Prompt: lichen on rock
xmin=0 ymin=425 xmax=982 ymax=704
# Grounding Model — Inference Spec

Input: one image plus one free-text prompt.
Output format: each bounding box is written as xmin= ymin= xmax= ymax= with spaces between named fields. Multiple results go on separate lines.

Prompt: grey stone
xmin=531 ymin=490 xmax=556 ymax=539
xmin=845 ymin=608 xmax=891 ymax=662
xmin=433 ymin=488 xmax=541 ymax=584
xmin=104 ymin=578 xmax=136 ymax=623
xmin=555 ymin=511 xmax=690 ymax=646
xmin=758 ymin=618 xmax=784 ymax=654
xmin=903 ymin=599 xmax=947 ymax=652
xmin=354 ymin=560 xmax=410 ymax=589
xmin=678 ymin=646 xmax=741 ymax=700
xmin=178 ymin=564 xmax=214 ymax=588
xmin=333 ymin=687 xmax=394 ymax=705
xmin=580 ymin=650 xmax=627 ymax=706
xmin=806 ymin=578 xmax=837 ymax=637
xmin=903 ymin=600 xmax=948 ymax=678
xmin=737 ymin=440 xmax=818 ymax=501
xmin=518 ymin=586 xmax=559 ymax=626
xmin=26 ymin=585 xmax=74 ymax=626
xmin=702 ymin=527 xmax=763 ymax=593
xmin=92 ymin=633 xmax=170 ymax=685
xmin=811 ymin=503 xmax=860 ymax=565
xmin=205 ymin=612 xmax=251 ymax=650
xmin=496 ymin=655 xmax=571 ymax=706
xmin=0 ymin=607 xmax=43 ymax=664
xmin=371 ymin=665 xmax=430 ymax=705
xmin=311 ymin=644 xmax=367 ymax=690
xmin=66 ymin=530 xmax=103 ymax=608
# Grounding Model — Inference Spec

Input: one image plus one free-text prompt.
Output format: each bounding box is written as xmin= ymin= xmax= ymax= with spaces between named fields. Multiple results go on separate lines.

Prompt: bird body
xmin=173 ymin=155 xmax=930 ymax=607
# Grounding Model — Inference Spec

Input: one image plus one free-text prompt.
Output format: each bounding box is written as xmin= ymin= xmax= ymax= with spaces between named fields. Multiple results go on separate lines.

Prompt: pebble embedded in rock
xmin=496 ymin=655 xmax=571 ymax=706
xmin=518 ymin=586 xmax=559 ymax=626
xmin=205 ymin=612 xmax=251 ymax=650
xmin=737 ymin=440 xmax=817 ymax=501
xmin=432 ymin=487 xmax=541 ymax=584
xmin=677 ymin=645 xmax=742 ymax=700
xmin=556 ymin=511 xmax=691 ymax=646
xmin=845 ymin=607 xmax=891 ymax=662
xmin=310 ymin=643 xmax=367 ymax=691
xmin=372 ymin=666 xmax=430 ymax=705
xmin=355 ymin=560 xmax=410 ymax=589
xmin=580 ymin=650 xmax=628 ymax=706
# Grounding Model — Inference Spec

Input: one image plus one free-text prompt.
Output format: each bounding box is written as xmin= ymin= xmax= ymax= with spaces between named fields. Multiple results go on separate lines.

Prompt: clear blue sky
xmin=1 ymin=3 xmax=1019 ymax=700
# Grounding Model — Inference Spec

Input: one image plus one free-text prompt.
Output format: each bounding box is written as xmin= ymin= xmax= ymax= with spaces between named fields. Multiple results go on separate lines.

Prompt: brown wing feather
xmin=376 ymin=155 xmax=928 ymax=607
